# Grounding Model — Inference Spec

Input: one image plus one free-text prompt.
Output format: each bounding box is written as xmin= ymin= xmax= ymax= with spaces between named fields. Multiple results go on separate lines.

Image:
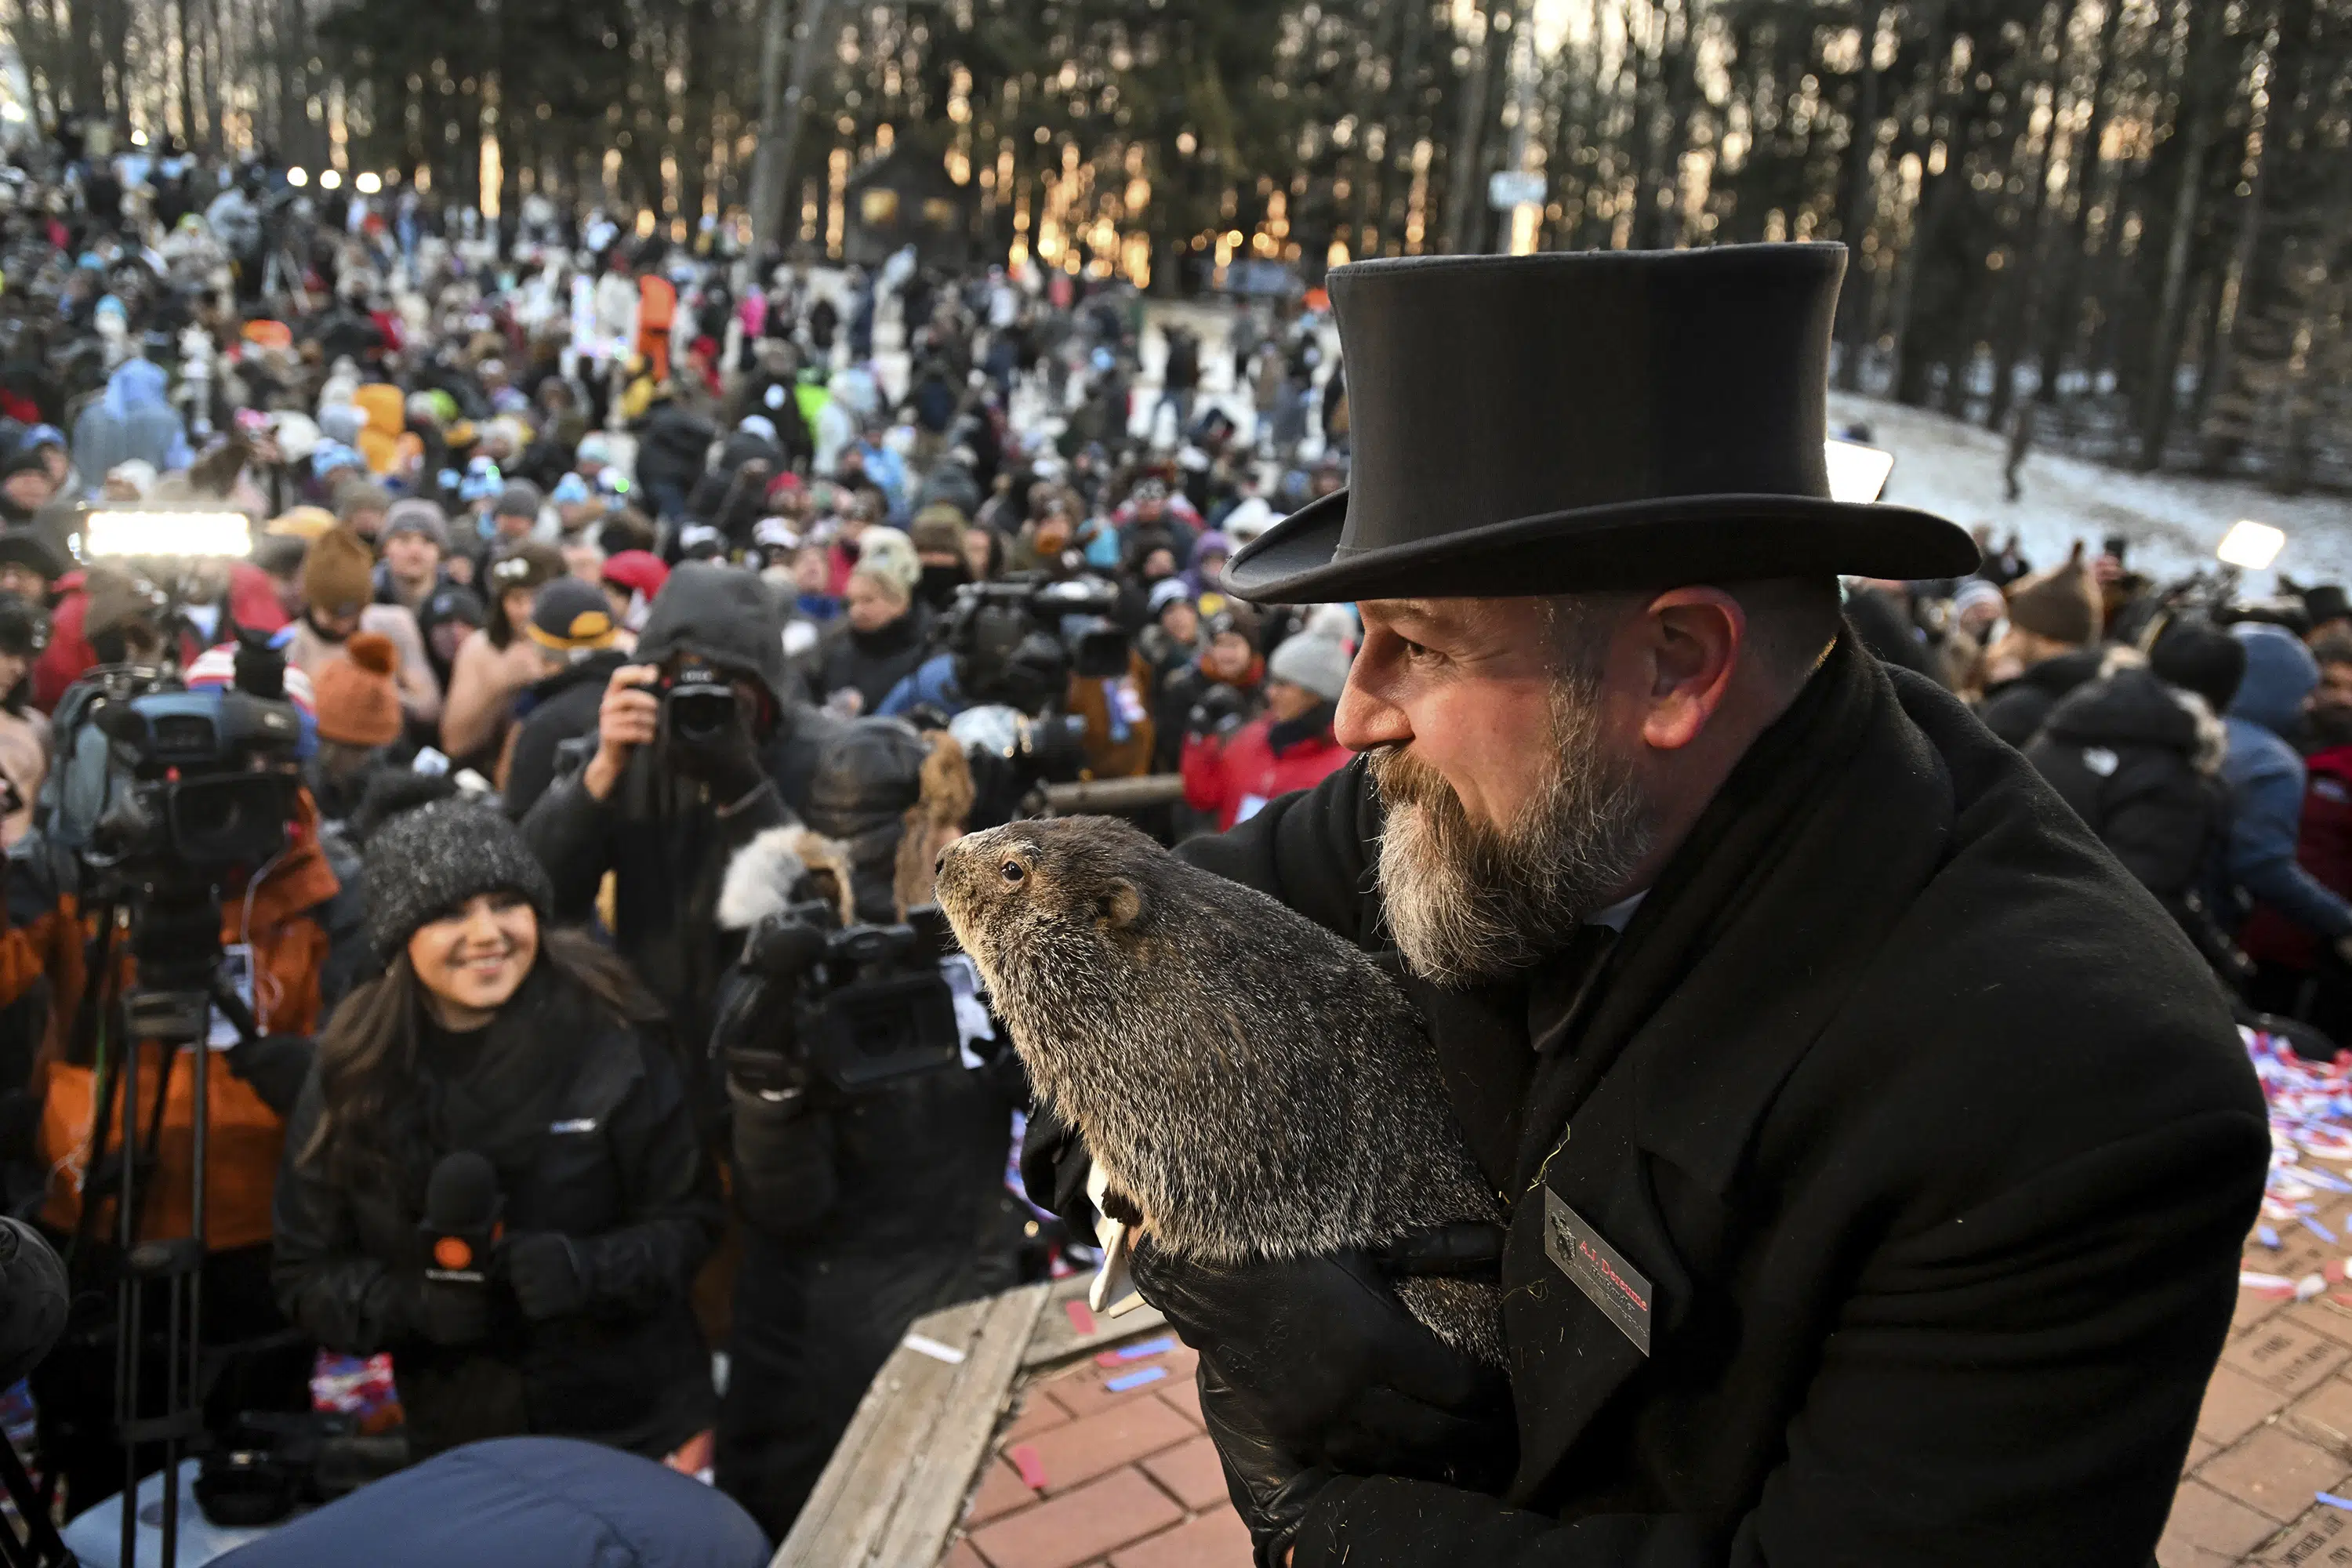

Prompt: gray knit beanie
xmin=1267 ymin=630 xmax=1353 ymax=704
xmin=364 ymin=799 xmax=556 ymax=961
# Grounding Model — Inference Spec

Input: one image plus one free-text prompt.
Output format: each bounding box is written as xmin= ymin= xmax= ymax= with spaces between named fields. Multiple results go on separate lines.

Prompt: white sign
xmin=1488 ymin=171 xmax=1546 ymax=211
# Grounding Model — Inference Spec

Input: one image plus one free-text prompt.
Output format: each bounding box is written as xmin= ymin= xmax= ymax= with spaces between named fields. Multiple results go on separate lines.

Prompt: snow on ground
xmin=1830 ymin=391 xmax=2352 ymax=594
xmin=799 ymin=269 xmax=2352 ymax=593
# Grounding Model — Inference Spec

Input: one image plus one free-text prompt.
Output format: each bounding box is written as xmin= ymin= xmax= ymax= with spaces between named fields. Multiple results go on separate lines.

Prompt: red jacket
xmin=1181 ymin=712 xmax=1352 ymax=830
xmin=34 ymin=564 xmax=289 ymax=712
xmin=2244 ymin=743 xmax=2352 ymax=971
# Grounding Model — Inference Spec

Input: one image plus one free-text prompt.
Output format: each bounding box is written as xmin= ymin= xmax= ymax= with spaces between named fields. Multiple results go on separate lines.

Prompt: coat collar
xmin=1621 ymin=666 xmax=1954 ymax=1197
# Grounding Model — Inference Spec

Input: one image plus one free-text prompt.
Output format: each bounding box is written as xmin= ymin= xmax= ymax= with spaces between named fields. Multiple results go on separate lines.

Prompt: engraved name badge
xmin=1544 ymin=1187 xmax=1653 ymax=1356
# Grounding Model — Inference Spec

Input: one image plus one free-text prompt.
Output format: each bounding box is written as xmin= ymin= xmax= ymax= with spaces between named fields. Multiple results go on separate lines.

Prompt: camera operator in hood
xmin=706 ymin=723 xmax=1025 ymax=1539
xmin=518 ymin=562 xmax=841 ymax=1100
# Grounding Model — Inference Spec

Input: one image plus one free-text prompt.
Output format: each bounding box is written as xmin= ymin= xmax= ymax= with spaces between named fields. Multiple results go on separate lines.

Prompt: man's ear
xmin=1639 ymin=588 xmax=1744 ymax=752
xmin=1097 ymin=877 xmax=1143 ymax=931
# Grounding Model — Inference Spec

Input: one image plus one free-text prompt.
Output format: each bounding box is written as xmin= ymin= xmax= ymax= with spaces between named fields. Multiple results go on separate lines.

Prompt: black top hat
xmin=1225 ymin=243 xmax=1979 ymax=604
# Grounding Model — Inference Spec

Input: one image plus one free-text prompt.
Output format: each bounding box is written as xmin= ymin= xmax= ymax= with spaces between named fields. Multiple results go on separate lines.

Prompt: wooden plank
xmin=869 ymin=1281 xmax=1051 ymax=1567
xmin=1022 ymin=1272 xmax=1169 ymax=1370
xmin=771 ymin=1294 xmax=993 ymax=1568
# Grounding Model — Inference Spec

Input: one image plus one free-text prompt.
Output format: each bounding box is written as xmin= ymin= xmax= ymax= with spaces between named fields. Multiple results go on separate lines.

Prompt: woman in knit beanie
xmin=274 ymin=799 xmax=720 ymax=1465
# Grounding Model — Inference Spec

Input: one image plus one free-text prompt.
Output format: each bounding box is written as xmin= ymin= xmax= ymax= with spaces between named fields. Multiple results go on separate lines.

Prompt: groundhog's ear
xmin=1096 ymin=876 xmax=1143 ymax=931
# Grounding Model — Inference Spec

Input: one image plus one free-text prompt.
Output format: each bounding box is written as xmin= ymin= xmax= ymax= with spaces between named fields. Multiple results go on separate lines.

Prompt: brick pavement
xmin=2165 ymin=1231 xmax=2352 ymax=1567
xmin=946 ymin=1337 xmax=1253 ymax=1568
xmin=941 ymin=1243 xmax=2348 ymax=1568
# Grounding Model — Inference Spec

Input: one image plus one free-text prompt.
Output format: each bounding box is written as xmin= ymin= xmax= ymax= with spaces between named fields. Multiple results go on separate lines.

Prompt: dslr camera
xmin=718 ymin=898 xmax=964 ymax=1102
xmin=659 ymin=661 xmax=744 ymax=749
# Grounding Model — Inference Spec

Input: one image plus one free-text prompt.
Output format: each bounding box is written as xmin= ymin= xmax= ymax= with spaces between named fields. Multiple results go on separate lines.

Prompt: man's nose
xmin=1334 ymin=668 xmax=1410 ymax=753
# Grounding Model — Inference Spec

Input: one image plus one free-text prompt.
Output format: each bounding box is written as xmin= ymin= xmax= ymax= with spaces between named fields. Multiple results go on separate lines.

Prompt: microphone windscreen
xmin=0 ymin=1218 xmax=67 ymax=1388
xmin=423 ymin=1150 xmax=499 ymax=1233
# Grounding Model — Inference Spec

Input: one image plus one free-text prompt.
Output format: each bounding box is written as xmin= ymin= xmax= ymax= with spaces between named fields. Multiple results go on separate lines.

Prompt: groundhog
xmin=936 ymin=815 xmax=1504 ymax=1363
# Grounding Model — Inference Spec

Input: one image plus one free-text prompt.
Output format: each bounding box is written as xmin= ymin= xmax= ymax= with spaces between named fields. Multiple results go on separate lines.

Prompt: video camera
xmin=717 ymin=898 xmax=964 ymax=1102
xmin=940 ymin=573 xmax=1127 ymax=711
xmin=938 ymin=573 xmax=1127 ymax=787
xmin=82 ymin=684 xmax=304 ymax=881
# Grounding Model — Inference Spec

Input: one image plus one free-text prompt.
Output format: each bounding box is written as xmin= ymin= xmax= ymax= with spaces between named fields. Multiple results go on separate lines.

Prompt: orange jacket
xmin=33 ymin=818 xmax=342 ymax=1251
xmin=637 ymin=276 xmax=677 ymax=383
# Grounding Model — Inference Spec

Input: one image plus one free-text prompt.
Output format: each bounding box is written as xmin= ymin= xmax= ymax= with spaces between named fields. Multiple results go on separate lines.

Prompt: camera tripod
xmin=70 ymin=882 xmax=255 ymax=1568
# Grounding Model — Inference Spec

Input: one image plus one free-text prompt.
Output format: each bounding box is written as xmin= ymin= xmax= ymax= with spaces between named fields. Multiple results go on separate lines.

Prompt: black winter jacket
xmin=272 ymin=967 xmax=723 ymax=1461
xmin=1176 ymin=633 xmax=2267 ymax=1567
xmin=812 ymin=604 xmax=934 ymax=718
xmin=505 ymin=650 xmax=631 ymax=819
xmin=519 ymin=564 xmax=844 ymax=1096
xmin=2024 ymin=657 xmax=2239 ymax=971
xmin=1976 ymin=646 xmax=2105 ymax=746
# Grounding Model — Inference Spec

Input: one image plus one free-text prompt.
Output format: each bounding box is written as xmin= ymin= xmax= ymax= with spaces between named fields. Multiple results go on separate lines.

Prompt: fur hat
xmin=302 ymin=525 xmax=377 ymax=615
xmin=2004 ymin=542 xmax=2102 ymax=646
xmin=314 ymin=632 xmax=404 ymax=747
xmin=364 ymin=799 xmax=555 ymax=962
xmin=1268 ymin=630 xmax=1352 ymax=702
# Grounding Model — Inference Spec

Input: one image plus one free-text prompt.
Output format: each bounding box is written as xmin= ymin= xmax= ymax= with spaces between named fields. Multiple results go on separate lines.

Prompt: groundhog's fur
xmin=937 ymin=815 xmax=1504 ymax=1363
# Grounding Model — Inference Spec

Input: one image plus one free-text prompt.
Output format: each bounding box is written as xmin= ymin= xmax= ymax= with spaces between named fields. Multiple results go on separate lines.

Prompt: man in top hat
xmin=1035 ymin=245 xmax=2266 ymax=1566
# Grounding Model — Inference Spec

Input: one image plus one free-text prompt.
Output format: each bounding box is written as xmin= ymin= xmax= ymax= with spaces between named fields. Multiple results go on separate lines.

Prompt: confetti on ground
xmin=1094 ymin=1336 xmax=1177 ymax=1367
xmin=1007 ymin=1443 xmax=1050 ymax=1490
xmin=1104 ymin=1365 xmax=1168 ymax=1393
xmin=1063 ymin=1299 xmax=1099 ymax=1336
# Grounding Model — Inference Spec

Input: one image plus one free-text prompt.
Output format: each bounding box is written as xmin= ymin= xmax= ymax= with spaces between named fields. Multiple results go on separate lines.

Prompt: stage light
xmin=2217 ymin=520 xmax=2286 ymax=572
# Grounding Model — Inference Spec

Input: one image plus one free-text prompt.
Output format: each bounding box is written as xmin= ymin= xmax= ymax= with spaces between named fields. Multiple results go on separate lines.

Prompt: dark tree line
xmin=9 ymin=0 xmax=2352 ymax=490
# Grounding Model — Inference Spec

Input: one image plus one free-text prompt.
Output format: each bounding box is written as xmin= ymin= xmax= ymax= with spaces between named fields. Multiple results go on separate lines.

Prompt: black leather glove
xmin=1128 ymin=1230 xmax=1515 ymax=1492
xmin=501 ymin=1232 xmax=590 ymax=1322
xmin=1018 ymin=1102 xmax=1098 ymax=1240
xmin=1193 ymin=1352 xmax=1362 ymax=1566
xmin=411 ymin=1276 xmax=492 ymax=1347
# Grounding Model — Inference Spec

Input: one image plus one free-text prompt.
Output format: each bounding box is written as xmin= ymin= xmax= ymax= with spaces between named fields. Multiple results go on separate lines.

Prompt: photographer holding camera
xmin=706 ymin=720 xmax=1026 ymax=1541
xmin=518 ymin=561 xmax=842 ymax=1092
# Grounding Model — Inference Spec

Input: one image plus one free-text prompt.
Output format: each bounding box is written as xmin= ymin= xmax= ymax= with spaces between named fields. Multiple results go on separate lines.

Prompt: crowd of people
xmin=0 ymin=129 xmax=2332 ymax=1563
xmin=0 ymin=132 xmax=1373 ymax=1552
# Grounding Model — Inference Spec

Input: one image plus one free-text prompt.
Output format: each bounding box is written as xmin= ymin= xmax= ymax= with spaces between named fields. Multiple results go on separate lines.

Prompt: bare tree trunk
xmin=2135 ymin=0 xmax=2218 ymax=469
xmin=1439 ymin=6 xmax=1496 ymax=255
xmin=1833 ymin=0 xmax=1889 ymax=387
xmin=759 ymin=0 xmax=833 ymax=248
xmin=747 ymin=0 xmax=795 ymax=255
xmin=2031 ymin=0 xmax=2125 ymax=406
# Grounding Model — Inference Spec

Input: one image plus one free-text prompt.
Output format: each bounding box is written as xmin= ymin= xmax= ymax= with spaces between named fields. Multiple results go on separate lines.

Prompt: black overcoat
xmin=1178 ymin=634 xmax=2269 ymax=1566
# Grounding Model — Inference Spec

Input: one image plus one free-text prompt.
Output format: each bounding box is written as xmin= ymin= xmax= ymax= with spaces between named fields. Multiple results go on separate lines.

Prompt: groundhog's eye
xmin=1000 ymin=859 xmax=1025 ymax=884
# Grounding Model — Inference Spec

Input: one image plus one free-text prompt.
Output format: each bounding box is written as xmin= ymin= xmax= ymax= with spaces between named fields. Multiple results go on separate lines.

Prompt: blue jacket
xmin=210 ymin=1437 xmax=768 ymax=1567
xmin=878 ymin=650 xmax=967 ymax=719
xmin=2223 ymin=623 xmax=2352 ymax=938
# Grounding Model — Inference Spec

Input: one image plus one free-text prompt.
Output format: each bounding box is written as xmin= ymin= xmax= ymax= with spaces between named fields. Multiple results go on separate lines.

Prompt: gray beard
xmin=1370 ymin=677 xmax=1654 ymax=985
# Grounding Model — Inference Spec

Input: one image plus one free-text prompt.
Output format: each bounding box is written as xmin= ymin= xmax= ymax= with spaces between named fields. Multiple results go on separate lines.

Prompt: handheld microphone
xmin=420 ymin=1151 xmax=503 ymax=1283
